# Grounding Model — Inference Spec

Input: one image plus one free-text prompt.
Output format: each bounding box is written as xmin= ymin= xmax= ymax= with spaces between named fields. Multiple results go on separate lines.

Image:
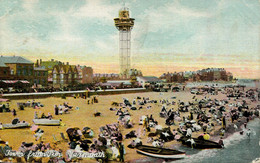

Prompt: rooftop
xmin=137 ymin=76 xmax=163 ymax=82
xmin=0 ymin=60 xmax=7 ymax=67
xmin=0 ymin=56 xmax=33 ymax=64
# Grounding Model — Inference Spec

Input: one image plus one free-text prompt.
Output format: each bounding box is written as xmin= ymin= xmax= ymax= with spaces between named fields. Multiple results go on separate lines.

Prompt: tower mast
xmin=114 ymin=6 xmax=135 ymax=79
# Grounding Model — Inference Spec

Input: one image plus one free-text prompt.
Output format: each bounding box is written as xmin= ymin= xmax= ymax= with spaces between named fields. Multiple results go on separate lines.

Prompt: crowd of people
xmin=0 ymin=84 xmax=259 ymax=162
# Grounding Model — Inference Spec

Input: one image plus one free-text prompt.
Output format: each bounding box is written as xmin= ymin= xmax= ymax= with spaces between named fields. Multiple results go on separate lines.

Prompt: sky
xmin=0 ymin=0 xmax=259 ymax=79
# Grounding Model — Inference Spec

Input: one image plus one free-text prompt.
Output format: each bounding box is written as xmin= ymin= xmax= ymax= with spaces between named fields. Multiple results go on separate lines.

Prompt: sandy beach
xmin=0 ymin=88 xmax=259 ymax=162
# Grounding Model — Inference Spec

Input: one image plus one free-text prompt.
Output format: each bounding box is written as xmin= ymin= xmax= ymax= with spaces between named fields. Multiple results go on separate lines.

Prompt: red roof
xmin=20 ymin=80 xmax=30 ymax=84
xmin=0 ymin=80 xmax=30 ymax=84
xmin=1 ymin=80 xmax=18 ymax=84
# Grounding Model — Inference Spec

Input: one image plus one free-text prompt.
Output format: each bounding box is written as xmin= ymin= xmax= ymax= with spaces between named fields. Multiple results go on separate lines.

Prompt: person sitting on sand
xmin=187 ymin=138 xmax=196 ymax=149
xmin=186 ymin=128 xmax=193 ymax=137
xmin=116 ymin=108 xmax=123 ymax=116
xmin=3 ymin=142 xmax=12 ymax=154
xmin=161 ymin=106 xmax=166 ymax=113
xmin=47 ymin=113 xmax=52 ymax=119
xmin=69 ymin=139 xmax=77 ymax=149
xmin=34 ymin=111 xmax=38 ymax=119
xmin=59 ymin=108 xmax=63 ymax=115
xmin=34 ymin=128 xmax=44 ymax=141
xmin=152 ymin=139 xmax=164 ymax=148
xmin=41 ymin=113 xmax=46 ymax=119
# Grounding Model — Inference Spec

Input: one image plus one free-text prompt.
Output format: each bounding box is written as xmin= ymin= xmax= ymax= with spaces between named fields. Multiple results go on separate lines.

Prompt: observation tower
xmin=114 ymin=7 xmax=135 ymax=79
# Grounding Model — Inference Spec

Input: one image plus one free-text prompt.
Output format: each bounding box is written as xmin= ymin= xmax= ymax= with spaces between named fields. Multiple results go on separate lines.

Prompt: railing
xmin=2 ymin=88 xmax=146 ymax=97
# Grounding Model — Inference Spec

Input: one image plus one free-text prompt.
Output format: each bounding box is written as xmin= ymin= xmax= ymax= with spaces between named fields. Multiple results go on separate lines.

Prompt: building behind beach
xmin=160 ymin=68 xmax=233 ymax=83
xmin=137 ymin=76 xmax=163 ymax=87
xmin=35 ymin=59 xmax=63 ymax=85
xmin=33 ymin=67 xmax=48 ymax=87
xmin=76 ymin=65 xmax=93 ymax=84
xmin=93 ymin=73 xmax=120 ymax=83
xmin=36 ymin=59 xmax=94 ymax=87
xmin=0 ymin=56 xmax=34 ymax=83
xmin=52 ymin=63 xmax=79 ymax=88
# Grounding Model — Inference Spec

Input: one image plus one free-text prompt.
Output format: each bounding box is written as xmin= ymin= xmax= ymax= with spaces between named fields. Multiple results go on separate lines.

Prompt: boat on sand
xmin=179 ymin=136 xmax=223 ymax=149
xmin=135 ymin=145 xmax=186 ymax=159
xmin=33 ymin=119 xmax=60 ymax=126
xmin=3 ymin=122 xmax=30 ymax=129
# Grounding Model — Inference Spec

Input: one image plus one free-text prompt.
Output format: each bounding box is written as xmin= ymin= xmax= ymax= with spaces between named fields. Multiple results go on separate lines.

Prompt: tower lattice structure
xmin=114 ymin=7 xmax=135 ymax=79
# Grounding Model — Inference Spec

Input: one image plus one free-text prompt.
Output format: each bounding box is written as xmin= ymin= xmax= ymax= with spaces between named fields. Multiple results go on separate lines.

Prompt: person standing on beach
xmin=12 ymin=109 xmax=16 ymax=117
xmin=246 ymin=129 xmax=251 ymax=138
xmin=54 ymin=105 xmax=59 ymax=115
xmin=222 ymin=116 xmax=226 ymax=129
xmin=190 ymin=112 xmax=193 ymax=120
xmin=244 ymin=122 xmax=247 ymax=129
xmin=118 ymin=142 xmax=124 ymax=162
xmin=218 ymin=137 xmax=224 ymax=148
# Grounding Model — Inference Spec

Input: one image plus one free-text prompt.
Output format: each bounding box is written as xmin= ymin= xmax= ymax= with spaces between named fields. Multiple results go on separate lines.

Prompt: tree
xmin=130 ymin=76 xmax=137 ymax=86
xmin=100 ymin=77 xmax=107 ymax=83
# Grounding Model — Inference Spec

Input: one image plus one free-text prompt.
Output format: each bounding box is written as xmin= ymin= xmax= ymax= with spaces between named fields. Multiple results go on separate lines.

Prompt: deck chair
xmin=60 ymin=132 xmax=69 ymax=142
xmin=52 ymin=134 xmax=61 ymax=144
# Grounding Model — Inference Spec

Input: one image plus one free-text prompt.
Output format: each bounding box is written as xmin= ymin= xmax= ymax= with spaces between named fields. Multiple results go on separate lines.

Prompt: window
xmin=11 ymin=69 xmax=14 ymax=75
xmin=17 ymin=70 xmax=21 ymax=76
xmin=23 ymin=69 xmax=27 ymax=76
xmin=29 ymin=70 xmax=33 ymax=76
xmin=3 ymin=70 xmax=7 ymax=75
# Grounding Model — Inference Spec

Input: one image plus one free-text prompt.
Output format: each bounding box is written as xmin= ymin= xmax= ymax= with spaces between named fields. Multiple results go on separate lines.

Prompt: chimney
xmin=67 ymin=62 xmax=69 ymax=65
xmin=40 ymin=59 xmax=42 ymax=64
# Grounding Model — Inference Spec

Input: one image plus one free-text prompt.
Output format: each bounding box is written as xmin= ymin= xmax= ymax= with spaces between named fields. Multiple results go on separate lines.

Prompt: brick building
xmin=33 ymin=67 xmax=48 ymax=86
xmin=76 ymin=65 xmax=93 ymax=84
xmin=52 ymin=63 xmax=79 ymax=88
xmin=0 ymin=56 xmax=34 ymax=84
xmin=160 ymin=68 xmax=233 ymax=83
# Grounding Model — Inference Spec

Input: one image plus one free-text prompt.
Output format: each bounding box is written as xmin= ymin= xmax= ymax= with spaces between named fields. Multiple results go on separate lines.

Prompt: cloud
xmin=22 ymin=0 xmax=39 ymax=12
xmin=72 ymin=0 xmax=121 ymax=22
xmin=166 ymin=1 xmax=213 ymax=18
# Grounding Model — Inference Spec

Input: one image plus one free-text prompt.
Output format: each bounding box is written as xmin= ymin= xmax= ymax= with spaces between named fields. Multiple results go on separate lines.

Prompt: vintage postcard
xmin=0 ymin=0 xmax=259 ymax=163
